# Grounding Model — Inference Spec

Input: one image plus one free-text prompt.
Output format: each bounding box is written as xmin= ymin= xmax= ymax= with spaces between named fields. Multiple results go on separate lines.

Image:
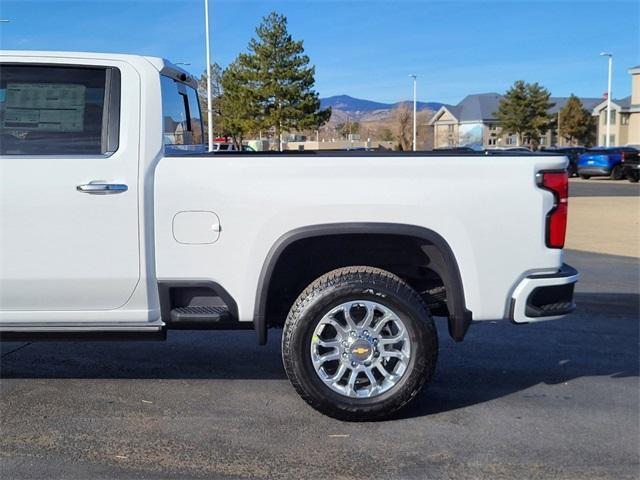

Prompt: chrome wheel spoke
xmin=323 ymin=317 xmax=349 ymax=337
xmin=342 ymin=306 xmax=358 ymax=331
xmin=378 ymin=331 xmax=405 ymax=345
xmin=364 ymin=367 xmax=378 ymax=388
xmin=318 ymin=351 xmax=341 ymax=363
xmin=315 ymin=339 xmax=341 ymax=349
xmin=361 ymin=302 xmax=376 ymax=328
xmin=328 ymin=363 xmax=347 ymax=382
xmin=310 ymin=299 xmax=411 ymax=399
xmin=381 ymin=350 xmax=408 ymax=362
xmin=373 ymin=314 xmax=392 ymax=335
xmin=346 ymin=369 xmax=359 ymax=395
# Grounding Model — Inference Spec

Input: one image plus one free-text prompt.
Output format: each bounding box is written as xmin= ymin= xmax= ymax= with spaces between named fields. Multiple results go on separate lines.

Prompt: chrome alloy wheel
xmin=310 ymin=300 xmax=411 ymax=398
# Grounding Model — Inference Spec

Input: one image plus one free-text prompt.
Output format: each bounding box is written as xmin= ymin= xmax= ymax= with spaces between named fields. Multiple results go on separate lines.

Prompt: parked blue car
xmin=577 ymin=147 xmax=639 ymax=180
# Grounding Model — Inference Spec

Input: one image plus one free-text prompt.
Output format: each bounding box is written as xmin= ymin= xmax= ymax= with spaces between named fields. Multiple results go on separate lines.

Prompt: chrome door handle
xmin=77 ymin=182 xmax=128 ymax=194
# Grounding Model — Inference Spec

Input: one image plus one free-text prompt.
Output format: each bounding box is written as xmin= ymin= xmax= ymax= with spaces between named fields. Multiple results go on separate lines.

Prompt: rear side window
xmin=0 ymin=64 xmax=120 ymax=155
xmin=161 ymin=76 xmax=204 ymax=152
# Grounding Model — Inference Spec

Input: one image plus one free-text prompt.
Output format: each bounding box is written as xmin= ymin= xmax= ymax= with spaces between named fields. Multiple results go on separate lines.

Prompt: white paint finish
xmin=0 ymin=51 xmax=573 ymax=331
xmin=172 ymin=211 xmax=221 ymax=244
xmin=0 ymin=54 xmax=143 ymax=314
xmin=154 ymin=154 xmax=567 ymax=323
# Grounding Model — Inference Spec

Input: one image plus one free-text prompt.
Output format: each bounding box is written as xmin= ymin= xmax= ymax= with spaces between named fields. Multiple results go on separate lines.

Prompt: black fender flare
xmin=253 ymin=223 xmax=473 ymax=344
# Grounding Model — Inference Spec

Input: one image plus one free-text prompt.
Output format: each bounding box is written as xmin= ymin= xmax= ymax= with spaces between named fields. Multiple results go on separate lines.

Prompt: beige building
xmin=429 ymin=93 xmax=601 ymax=149
xmin=592 ymin=65 xmax=640 ymax=146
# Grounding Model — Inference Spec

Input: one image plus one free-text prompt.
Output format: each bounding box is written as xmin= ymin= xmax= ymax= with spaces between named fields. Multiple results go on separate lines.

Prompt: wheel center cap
xmin=349 ymin=339 xmax=373 ymax=362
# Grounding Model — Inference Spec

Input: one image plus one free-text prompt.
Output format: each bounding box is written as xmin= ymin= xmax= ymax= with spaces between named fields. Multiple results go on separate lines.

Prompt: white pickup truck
xmin=0 ymin=51 xmax=579 ymax=420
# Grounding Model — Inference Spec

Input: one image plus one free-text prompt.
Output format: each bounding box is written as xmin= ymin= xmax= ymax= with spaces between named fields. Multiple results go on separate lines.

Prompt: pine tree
xmin=495 ymin=80 xmax=554 ymax=148
xmin=220 ymin=60 xmax=260 ymax=148
xmin=224 ymin=12 xmax=330 ymax=150
xmin=558 ymin=94 xmax=596 ymax=146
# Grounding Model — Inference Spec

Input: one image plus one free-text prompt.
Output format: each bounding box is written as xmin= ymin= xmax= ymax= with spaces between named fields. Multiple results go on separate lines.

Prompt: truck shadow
xmin=1 ymin=292 xmax=637 ymax=420
xmin=397 ymin=291 xmax=639 ymax=419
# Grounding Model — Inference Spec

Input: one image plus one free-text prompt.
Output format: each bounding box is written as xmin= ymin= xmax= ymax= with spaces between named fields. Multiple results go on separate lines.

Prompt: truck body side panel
xmin=154 ymin=154 xmax=567 ymax=323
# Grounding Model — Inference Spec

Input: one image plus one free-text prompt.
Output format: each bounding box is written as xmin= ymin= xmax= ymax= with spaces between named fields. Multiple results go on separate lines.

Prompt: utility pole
xmin=409 ymin=75 xmax=417 ymax=151
xmin=204 ymin=0 xmax=214 ymax=152
xmin=600 ymin=52 xmax=613 ymax=147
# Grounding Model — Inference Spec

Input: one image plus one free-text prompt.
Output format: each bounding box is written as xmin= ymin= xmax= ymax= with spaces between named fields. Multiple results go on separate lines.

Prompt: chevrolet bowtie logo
xmin=352 ymin=347 xmax=369 ymax=355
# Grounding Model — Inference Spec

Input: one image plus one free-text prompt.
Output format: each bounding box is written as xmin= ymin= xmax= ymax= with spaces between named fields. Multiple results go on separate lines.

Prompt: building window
xmin=602 ymin=110 xmax=617 ymax=125
xmin=447 ymin=124 xmax=454 ymax=133
xmin=505 ymin=135 xmax=517 ymax=145
xmin=487 ymin=137 xmax=497 ymax=146
xmin=489 ymin=124 xmax=498 ymax=131
xmin=621 ymin=114 xmax=629 ymax=125
xmin=602 ymin=134 xmax=616 ymax=145
xmin=539 ymin=136 xmax=546 ymax=146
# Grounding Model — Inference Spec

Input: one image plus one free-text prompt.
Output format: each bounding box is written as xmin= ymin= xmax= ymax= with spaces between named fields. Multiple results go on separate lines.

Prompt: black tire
xmin=282 ymin=266 xmax=438 ymax=421
xmin=579 ymin=174 xmax=591 ymax=180
xmin=628 ymin=171 xmax=640 ymax=183
xmin=568 ymin=164 xmax=578 ymax=177
xmin=611 ymin=165 xmax=624 ymax=180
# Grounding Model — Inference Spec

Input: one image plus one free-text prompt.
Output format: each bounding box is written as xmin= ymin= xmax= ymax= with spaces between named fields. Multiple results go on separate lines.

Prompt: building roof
xmin=431 ymin=92 xmax=610 ymax=124
xmin=455 ymin=92 xmax=503 ymax=122
xmin=548 ymin=96 xmax=602 ymax=114
xmin=616 ymin=96 xmax=632 ymax=109
xmin=592 ymin=95 xmax=633 ymax=113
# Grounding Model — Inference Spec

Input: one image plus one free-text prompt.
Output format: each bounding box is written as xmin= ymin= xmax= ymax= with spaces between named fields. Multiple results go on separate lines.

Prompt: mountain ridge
xmin=320 ymin=94 xmax=443 ymax=114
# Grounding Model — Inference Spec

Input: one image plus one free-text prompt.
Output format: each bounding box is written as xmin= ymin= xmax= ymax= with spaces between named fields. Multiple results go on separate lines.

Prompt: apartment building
xmin=429 ymin=93 xmax=601 ymax=149
xmin=592 ymin=65 xmax=640 ymax=146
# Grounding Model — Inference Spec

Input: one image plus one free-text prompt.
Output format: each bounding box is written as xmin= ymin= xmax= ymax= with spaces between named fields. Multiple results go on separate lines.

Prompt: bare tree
xmin=393 ymin=102 xmax=412 ymax=151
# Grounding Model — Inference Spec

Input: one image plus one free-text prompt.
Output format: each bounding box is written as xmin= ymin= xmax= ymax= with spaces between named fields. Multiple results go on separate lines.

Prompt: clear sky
xmin=1 ymin=0 xmax=638 ymax=104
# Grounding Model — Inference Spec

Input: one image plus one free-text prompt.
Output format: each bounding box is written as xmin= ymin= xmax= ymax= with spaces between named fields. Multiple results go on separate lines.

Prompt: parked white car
xmin=0 ymin=51 xmax=579 ymax=420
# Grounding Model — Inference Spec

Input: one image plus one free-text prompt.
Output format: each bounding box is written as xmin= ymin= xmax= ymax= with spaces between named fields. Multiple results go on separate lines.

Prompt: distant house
xmin=591 ymin=65 xmax=640 ymax=146
xmin=429 ymin=93 xmax=601 ymax=149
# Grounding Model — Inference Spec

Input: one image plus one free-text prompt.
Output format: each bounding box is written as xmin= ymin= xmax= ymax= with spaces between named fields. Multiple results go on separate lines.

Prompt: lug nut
xmin=351 ymin=362 xmax=358 ymax=368
xmin=350 ymin=331 xmax=357 ymax=337
xmin=374 ymin=351 xmax=380 ymax=358
xmin=373 ymin=338 xmax=378 ymax=345
xmin=363 ymin=330 xmax=369 ymax=336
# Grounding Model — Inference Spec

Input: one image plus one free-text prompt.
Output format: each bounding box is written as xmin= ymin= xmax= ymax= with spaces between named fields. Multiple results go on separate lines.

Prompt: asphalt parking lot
xmin=569 ymin=177 xmax=640 ymax=197
xmin=1 ymin=180 xmax=638 ymax=480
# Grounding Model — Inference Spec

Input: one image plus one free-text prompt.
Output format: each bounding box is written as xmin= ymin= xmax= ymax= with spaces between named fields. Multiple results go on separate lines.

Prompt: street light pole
xmin=409 ymin=75 xmax=417 ymax=151
xmin=600 ymin=52 xmax=613 ymax=147
xmin=204 ymin=0 xmax=214 ymax=152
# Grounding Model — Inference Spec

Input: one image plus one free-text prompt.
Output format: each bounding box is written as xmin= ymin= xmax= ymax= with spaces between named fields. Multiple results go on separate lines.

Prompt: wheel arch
xmin=253 ymin=223 xmax=472 ymax=345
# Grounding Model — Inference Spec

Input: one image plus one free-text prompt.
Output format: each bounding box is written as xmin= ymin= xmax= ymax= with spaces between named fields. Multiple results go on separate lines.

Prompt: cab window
xmin=161 ymin=75 xmax=204 ymax=152
xmin=0 ymin=64 xmax=119 ymax=155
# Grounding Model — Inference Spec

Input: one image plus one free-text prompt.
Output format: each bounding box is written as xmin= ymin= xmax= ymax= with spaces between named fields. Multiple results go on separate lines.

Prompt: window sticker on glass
xmin=3 ymin=83 xmax=86 ymax=132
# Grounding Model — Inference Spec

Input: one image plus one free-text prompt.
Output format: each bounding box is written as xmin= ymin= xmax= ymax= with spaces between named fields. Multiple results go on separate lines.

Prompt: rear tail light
xmin=538 ymin=171 xmax=568 ymax=249
xmin=621 ymin=152 xmax=627 ymax=163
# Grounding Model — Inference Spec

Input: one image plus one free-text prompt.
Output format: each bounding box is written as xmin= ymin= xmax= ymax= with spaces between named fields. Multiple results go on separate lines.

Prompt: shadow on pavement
xmin=397 ymin=291 xmax=639 ymax=419
xmin=1 ymin=292 xmax=637 ymax=421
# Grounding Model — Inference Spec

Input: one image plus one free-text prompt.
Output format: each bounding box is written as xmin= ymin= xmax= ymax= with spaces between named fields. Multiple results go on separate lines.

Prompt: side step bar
xmin=168 ymin=306 xmax=253 ymax=330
